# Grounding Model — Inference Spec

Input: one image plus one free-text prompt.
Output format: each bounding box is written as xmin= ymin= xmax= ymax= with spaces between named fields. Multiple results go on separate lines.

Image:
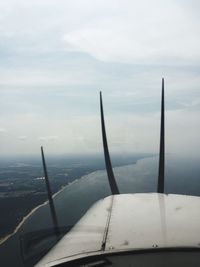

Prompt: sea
xmin=0 ymin=155 xmax=200 ymax=267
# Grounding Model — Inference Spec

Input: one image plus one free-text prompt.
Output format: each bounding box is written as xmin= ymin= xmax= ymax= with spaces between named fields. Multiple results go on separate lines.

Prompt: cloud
xmin=0 ymin=0 xmax=199 ymax=157
xmin=39 ymin=136 xmax=59 ymax=142
xmin=18 ymin=135 xmax=27 ymax=141
xmin=0 ymin=128 xmax=7 ymax=134
xmin=1 ymin=0 xmax=200 ymax=65
xmin=63 ymin=0 xmax=200 ymax=65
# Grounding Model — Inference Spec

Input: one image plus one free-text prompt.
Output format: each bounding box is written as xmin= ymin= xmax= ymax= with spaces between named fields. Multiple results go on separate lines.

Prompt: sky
xmin=0 ymin=0 xmax=200 ymax=157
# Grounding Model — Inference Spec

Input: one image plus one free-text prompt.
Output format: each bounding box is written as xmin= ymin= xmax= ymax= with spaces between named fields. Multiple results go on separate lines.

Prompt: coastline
xmin=0 ymin=159 xmax=143 ymax=247
xmin=0 ymin=177 xmax=81 ymax=246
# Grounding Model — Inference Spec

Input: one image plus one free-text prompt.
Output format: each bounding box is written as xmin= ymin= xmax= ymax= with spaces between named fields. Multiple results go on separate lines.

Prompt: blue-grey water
xmin=0 ymin=155 xmax=200 ymax=267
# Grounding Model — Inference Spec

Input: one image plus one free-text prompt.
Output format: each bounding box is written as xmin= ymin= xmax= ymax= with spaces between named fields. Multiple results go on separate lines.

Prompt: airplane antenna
xmin=157 ymin=78 xmax=165 ymax=193
xmin=100 ymin=92 xmax=120 ymax=195
xmin=41 ymin=146 xmax=60 ymax=237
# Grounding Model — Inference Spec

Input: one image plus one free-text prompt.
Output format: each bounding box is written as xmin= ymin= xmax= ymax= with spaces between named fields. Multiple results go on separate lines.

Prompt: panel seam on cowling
xmin=101 ymin=195 xmax=115 ymax=251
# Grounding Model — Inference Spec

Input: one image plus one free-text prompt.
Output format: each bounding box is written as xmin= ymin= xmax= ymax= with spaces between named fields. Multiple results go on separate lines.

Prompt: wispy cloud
xmin=39 ymin=136 xmax=59 ymax=142
xmin=18 ymin=135 xmax=27 ymax=141
xmin=0 ymin=0 xmax=199 ymax=156
xmin=63 ymin=1 xmax=200 ymax=65
xmin=0 ymin=128 xmax=7 ymax=134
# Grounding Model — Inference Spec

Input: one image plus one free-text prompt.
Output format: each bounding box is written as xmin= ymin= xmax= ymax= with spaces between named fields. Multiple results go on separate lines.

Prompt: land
xmin=0 ymin=155 xmax=99 ymax=240
xmin=0 ymin=154 xmax=146 ymax=240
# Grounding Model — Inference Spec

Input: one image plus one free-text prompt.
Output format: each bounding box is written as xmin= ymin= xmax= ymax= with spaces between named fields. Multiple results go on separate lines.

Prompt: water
xmin=0 ymin=155 xmax=200 ymax=267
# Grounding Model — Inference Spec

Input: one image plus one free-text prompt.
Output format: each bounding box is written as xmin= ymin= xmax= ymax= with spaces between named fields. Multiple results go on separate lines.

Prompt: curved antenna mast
xmin=157 ymin=78 xmax=165 ymax=193
xmin=100 ymin=92 xmax=120 ymax=195
xmin=41 ymin=146 xmax=60 ymax=237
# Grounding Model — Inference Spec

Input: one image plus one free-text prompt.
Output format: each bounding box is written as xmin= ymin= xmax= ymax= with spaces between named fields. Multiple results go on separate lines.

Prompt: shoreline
xmin=0 ymin=159 xmax=143 ymax=246
xmin=0 ymin=177 xmax=82 ymax=246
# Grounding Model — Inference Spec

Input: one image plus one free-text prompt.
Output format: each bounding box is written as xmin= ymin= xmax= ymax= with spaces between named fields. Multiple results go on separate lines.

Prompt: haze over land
xmin=0 ymin=0 xmax=199 ymax=158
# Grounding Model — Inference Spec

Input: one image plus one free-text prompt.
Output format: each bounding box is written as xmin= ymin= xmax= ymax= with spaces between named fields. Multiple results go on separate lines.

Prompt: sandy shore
xmin=0 ymin=178 xmax=81 ymax=246
xmin=0 ymin=163 xmax=132 ymax=246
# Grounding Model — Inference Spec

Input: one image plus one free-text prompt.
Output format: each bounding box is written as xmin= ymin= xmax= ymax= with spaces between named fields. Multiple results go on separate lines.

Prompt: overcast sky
xmin=0 ymin=0 xmax=200 ymax=157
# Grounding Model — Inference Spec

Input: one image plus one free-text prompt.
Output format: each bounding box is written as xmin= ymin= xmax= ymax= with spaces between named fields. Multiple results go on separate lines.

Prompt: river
xmin=0 ymin=155 xmax=200 ymax=267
